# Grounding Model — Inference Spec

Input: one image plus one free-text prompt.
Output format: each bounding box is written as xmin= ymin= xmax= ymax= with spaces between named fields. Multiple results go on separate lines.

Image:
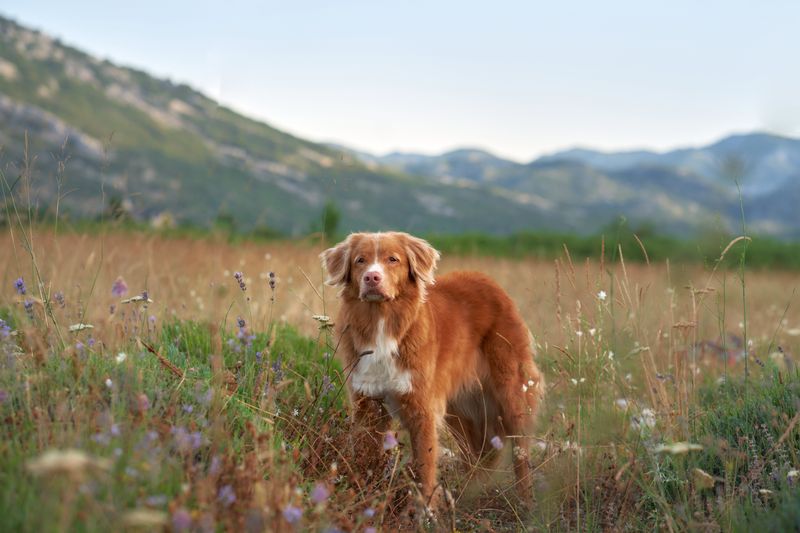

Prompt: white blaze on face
xmin=351 ymin=319 xmax=412 ymax=398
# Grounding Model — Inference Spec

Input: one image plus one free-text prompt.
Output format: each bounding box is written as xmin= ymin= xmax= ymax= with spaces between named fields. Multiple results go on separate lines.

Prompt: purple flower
xmin=217 ymin=485 xmax=236 ymax=507
xmin=75 ymin=341 xmax=85 ymax=354
xmin=383 ymin=431 xmax=398 ymax=451
xmin=209 ymin=455 xmax=222 ymax=476
xmin=0 ymin=390 xmax=8 ymax=403
xmin=183 ymin=404 xmax=194 ymax=414
xmin=0 ymin=319 xmax=10 ymax=338
xmin=23 ymin=299 xmax=34 ymax=319
xmin=363 ymin=507 xmax=376 ymax=518
xmin=53 ymin=291 xmax=65 ymax=308
xmin=234 ymin=272 xmax=246 ymax=292
xmin=282 ymin=505 xmax=302 ymax=524
xmin=145 ymin=494 xmax=167 ymax=507
xmin=268 ymin=271 xmax=276 ymax=290
xmin=490 ymin=435 xmax=504 ymax=450
xmin=111 ymin=276 xmax=128 ymax=297
xmin=237 ymin=317 xmax=246 ymax=328
xmin=110 ymin=424 xmax=121 ymax=436
xmin=310 ymin=482 xmax=329 ymax=504
xmin=149 ymin=315 xmax=156 ymax=325
xmin=172 ymin=426 xmax=203 ymax=453
xmin=172 ymin=508 xmax=192 ymax=532
xmin=14 ymin=277 xmax=26 ymax=295
xmin=365 ymin=528 xmax=377 ymax=533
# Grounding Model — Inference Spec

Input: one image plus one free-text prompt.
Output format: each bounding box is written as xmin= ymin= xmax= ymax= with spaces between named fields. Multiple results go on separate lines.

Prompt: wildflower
xmin=691 ymin=468 xmax=715 ymax=490
xmin=144 ymin=494 xmax=167 ymax=507
xmin=218 ymin=485 xmax=236 ymax=507
xmin=14 ymin=277 xmax=26 ymax=295
xmin=26 ymin=448 xmax=111 ymax=478
xmin=149 ymin=315 xmax=156 ymax=325
xmin=268 ymin=271 xmax=277 ymax=290
xmin=121 ymin=509 xmax=167 ymax=527
xmin=110 ymin=424 xmax=121 ymax=437
xmin=363 ymin=507 xmax=376 ymax=518
xmin=23 ymin=299 xmax=34 ymax=320
xmin=282 ymin=505 xmax=302 ymax=524
xmin=137 ymin=393 xmax=150 ymax=412
xmin=105 ymin=378 xmax=113 ymax=388
xmin=53 ymin=291 xmax=65 ymax=307
xmin=365 ymin=528 xmax=377 ymax=533
xmin=116 ymin=352 xmax=127 ymax=363
xmin=292 ymin=408 xmax=299 ymax=417
xmin=490 ymin=436 xmax=504 ymax=450
xmin=588 ymin=328 xmax=596 ymax=337
xmin=209 ymin=455 xmax=222 ymax=476
xmin=183 ymin=404 xmax=194 ymax=414
xmin=87 ymin=337 xmax=96 ymax=347
xmin=0 ymin=390 xmax=6 ymax=403
xmin=0 ymin=319 xmax=10 ymax=338
xmin=111 ymin=277 xmax=129 ymax=297
xmin=121 ymin=293 xmax=153 ymax=304
xmin=607 ymin=350 xmax=614 ymax=360
xmin=570 ymin=378 xmax=586 ymax=385
xmin=172 ymin=508 xmax=192 ymax=532
xmin=383 ymin=431 xmax=398 ymax=450
xmin=76 ymin=341 xmax=85 ymax=354
xmin=237 ymin=316 xmax=246 ymax=328
xmin=234 ymin=272 xmax=246 ymax=291
xmin=69 ymin=323 xmax=94 ymax=332
xmin=788 ymin=469 xmax=799 ymax=485
xmin=310 ymin=482 xmax=329 ymax=504
xmin=654 ymin=442 xmax=703 ymax=455
xmin=614 ymin=398 xmax=629 ymax=410
xmin=597 ymin=290 xmax=607 ymax=301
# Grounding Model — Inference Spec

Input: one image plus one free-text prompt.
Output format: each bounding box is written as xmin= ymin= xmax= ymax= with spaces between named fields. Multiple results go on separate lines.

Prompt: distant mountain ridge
xmin=1 ymin=13 xmax=799 ymax=238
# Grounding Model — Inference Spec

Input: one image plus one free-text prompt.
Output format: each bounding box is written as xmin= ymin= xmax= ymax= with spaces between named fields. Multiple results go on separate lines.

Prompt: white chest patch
xmin=351 ymin=319 xmax=412 ymax=398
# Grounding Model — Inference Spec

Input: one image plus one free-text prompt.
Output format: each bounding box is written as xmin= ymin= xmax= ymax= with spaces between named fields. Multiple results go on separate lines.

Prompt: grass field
xmin=1 ymin=226 xmax=799 ymax=531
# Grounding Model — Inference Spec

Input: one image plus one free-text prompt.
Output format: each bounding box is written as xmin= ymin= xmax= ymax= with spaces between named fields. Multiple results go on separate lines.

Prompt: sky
xmin=3 ymin=1 xmax=799 ymax=162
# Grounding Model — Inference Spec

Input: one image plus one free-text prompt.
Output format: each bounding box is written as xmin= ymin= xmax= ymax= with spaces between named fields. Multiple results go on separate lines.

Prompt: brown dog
xmin=321 ymin=232 xmax=543 ymax=506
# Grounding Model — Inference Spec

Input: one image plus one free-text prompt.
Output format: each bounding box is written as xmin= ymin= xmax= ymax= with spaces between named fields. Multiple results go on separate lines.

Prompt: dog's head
xmin=320 ymin=232 xmax=440 ymax=302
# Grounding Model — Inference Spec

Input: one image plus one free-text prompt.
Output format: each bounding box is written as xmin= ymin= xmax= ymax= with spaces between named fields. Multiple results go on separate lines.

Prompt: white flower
xmin=597 ymin=290 xmax=607 ymax=301
xmin=607 ymin=350 xmax=615 ymax=360
xmin=105 ymin=378 xmax=113 ymax=388
xmin=521 ymin=384 xmax=528 ymax=392
xmin=116 ymin=352 xmax=127 ymax=363
xmin=654 ymin=442 xmax=703 ymax=455
xmin=68 ymin=323 xmax=94 ymax=332
xmin=527 ymin=380 xmax=535 ymax=387
xmin=588 ymin=328 xmax=596 ymax=337
xmin=292 ymin=408 xmax=299 ymax=417
xmin=576 ymin=331 xmax=583 ymax=337
xmin=614 ymin=398 xmax=629 ymax=410
xmin=570 ymin=378 xmax=586 ymax=385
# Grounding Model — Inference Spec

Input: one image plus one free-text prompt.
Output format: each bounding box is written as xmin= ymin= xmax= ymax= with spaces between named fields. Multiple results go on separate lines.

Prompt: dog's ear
xmin=320 ymin=236 xmax=352 ymax=287
xmin=404 ymin=234 xmax=440 ymax=286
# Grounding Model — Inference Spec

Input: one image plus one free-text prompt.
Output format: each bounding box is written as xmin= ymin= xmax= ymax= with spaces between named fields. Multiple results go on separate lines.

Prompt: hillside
xmin=1 ymin=14 xmax=796 ymax=237
xmin=0 ymin=15 xmax=559 ymax=236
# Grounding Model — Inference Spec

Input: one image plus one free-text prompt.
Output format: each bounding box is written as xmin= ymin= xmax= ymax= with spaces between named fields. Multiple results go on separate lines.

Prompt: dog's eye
xmin=355 ymin=257 xmax=365 ymax=264
xmin=388 ymin=256 xmax=399 ymax=263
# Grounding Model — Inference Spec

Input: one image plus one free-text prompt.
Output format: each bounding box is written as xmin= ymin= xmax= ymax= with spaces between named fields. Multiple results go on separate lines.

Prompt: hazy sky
xmin=4 ymin=1 xmax=799 ymax=161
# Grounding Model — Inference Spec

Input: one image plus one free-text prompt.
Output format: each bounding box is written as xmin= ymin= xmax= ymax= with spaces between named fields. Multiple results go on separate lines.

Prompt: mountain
xmin=361 ymin=132 xmax=800 ymax=237
xmin=0 ymin=15 xmax=558 ymax=236
xmin=1 ymin=14 xmax=797 ymax=238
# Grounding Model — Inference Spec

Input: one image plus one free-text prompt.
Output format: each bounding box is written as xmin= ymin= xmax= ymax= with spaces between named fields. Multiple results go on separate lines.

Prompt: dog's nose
xmin=363 ymin=271 xmax=382 ymax=286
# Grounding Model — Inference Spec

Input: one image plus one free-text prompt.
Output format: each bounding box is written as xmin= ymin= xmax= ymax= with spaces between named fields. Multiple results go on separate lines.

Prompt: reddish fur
xmin=321 ymin=232 xmax=544 ymax=504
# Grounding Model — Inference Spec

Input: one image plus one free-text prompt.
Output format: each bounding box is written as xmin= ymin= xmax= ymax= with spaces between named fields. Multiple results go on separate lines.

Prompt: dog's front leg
xmin=401 ymin=401 xmax=439 ymax=505
xmin=351 ymin=395 xmax=391 ymax=475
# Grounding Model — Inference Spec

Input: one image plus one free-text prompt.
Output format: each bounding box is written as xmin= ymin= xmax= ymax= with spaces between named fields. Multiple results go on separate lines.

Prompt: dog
xmin=321 ymin=231 xmax=543 ymax=507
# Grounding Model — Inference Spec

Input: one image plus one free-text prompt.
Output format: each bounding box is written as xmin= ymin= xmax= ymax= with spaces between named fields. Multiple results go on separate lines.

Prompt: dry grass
xmin=2 ymin=227 xmax=800 ymax=531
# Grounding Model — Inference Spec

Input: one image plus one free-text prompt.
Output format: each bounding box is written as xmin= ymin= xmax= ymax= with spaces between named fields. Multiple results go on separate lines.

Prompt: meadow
xmin=1 ymin=225 xmax=799 ymax=531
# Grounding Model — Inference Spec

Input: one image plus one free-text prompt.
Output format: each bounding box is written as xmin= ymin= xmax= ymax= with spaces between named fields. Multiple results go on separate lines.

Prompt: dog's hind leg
xmin=482 ymin=332 xmax=544 ymax=502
